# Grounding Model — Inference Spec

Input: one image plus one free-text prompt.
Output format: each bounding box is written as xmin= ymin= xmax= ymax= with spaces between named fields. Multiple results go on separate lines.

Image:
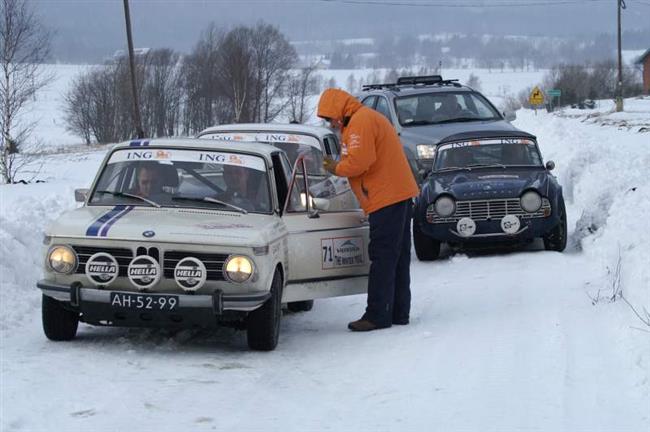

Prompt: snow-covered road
xmin=1 ymin=107 xmax=648 ymax=431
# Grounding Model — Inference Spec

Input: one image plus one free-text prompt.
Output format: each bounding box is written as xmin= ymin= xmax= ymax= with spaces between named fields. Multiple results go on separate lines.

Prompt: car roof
xmin=362 ymin=85 xmax=477 ymax=98
xmin=113 ymin=138 xmax=280 ymax=159
xmin=197 ymin=123 xmax=333 ymax=139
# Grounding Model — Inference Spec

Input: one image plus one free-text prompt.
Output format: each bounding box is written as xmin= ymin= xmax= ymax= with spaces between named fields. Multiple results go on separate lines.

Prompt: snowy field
xmin=1 ymin=65 xmax=649 ymax=431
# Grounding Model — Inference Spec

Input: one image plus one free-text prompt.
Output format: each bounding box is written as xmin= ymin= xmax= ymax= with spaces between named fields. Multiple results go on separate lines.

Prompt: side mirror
xmin=503 ymin=110 xmax=517 ymax=122
xmin=312 ymin=197 xmax=330 ymax=211
xmin=545 ymin=161 xmax=555 ymax=171
xmin=75 ymin=188 xmax=89 ymax=203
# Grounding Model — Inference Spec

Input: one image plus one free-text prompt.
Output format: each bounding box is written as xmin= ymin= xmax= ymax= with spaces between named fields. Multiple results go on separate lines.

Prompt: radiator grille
xmin=163 ymin=251 xmax=229 ymax=281
xmin=427 ymin=198 xmax=551 ymax=224
xmin=72 ymin=245 xmax=133 ymax=277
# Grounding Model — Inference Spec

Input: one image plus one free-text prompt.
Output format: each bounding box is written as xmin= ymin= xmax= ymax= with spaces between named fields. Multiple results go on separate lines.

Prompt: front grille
xmin=72 ymin=245 xmax=133 ymax=277
xmin=163 ymin=251 xmax=229 ymax=281
xmin=427 ymin=198 xmax=551 ymax=224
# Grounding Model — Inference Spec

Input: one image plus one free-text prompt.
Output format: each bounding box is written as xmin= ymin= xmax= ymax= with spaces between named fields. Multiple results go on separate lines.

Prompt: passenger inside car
xmin=220 ymin=164 xmax=269 ymax=212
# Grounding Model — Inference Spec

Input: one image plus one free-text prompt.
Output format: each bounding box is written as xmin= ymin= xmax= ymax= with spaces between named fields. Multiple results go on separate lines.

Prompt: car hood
xmin=47 ymin=206 xmax=282 ymax=247
xmin=400 ymin=120 xmax=519 ymax=145
xmin=422 ymin=168 xmax=549 ymax=202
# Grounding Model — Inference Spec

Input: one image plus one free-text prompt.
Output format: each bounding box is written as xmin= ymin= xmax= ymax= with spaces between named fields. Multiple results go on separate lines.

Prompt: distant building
xmin=636 ymin=49 xmax=650 ymax=95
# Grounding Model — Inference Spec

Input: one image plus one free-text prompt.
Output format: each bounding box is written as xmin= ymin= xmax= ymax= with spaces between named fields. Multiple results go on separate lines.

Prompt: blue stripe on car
xmin=86 ymin=206 xmax=126 ymax=236
xmin=99 ymin=205 xmax=135 ymax=237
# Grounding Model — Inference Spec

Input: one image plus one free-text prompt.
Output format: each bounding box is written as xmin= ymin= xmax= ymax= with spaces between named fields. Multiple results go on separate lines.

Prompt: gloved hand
xmin=322 ymin=156 xmax=339 ymax=175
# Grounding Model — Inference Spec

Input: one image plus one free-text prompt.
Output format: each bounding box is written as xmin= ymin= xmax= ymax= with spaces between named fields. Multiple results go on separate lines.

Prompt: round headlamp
xmin=434 ymin=196 xmax=456 ymax=217
xmin=48 ymin=245 xmax=77 ymax=274
xmin=520 ymin=191 xmax=542 ymax=213
xmin=224 ymin=255 xmax=254 ymax=283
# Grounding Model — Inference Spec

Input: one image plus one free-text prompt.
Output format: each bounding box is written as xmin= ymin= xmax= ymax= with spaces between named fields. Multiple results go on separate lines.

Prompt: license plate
xmin=110 ymin=292 xmax=179 ymax=311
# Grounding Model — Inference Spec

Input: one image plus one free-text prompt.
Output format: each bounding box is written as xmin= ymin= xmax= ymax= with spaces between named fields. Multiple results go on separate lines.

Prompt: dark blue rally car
xmin=412 ymin=130 xmax=567 ymax=260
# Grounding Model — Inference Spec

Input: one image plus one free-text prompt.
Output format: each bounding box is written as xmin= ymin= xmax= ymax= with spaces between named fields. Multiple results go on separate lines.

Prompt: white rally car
xmin=39 ymin=138 xmax=369 ymax=350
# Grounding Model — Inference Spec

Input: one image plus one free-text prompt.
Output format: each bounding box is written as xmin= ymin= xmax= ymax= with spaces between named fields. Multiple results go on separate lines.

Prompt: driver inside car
xmin=220 ymin=164 xmax=257 ymax=212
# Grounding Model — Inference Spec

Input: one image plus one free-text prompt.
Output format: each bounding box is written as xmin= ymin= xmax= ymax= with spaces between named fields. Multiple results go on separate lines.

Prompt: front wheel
xmin=413 ymin=219 xmax=441 ymax=261
xmin=42 ymin=295 xmax=79 ymax=341
xmin=247 ymin=270 xmax=283 ymax=351
xmin=543 ymin=198 xmax=567 ymax=252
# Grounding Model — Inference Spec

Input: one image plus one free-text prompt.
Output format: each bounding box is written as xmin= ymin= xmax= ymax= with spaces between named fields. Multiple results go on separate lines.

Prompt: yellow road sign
xmin=529 ymin=86 xmax=545 ymax=105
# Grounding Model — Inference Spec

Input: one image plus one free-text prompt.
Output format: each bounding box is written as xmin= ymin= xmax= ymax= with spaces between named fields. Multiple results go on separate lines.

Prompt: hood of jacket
xmin=317 ymin=88 xmax=364 ymax=122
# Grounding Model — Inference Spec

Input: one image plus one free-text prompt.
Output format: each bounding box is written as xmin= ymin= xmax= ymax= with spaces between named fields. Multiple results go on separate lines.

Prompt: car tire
xmin=42 ymin=294 xmax=79 ymax=341
xmin=287 ymin=300 xmax=314 ymax=313
xmin=543 ymin=198 xmax=567 ymax=252
xmin=413 ymin=220 xmax=440 ymax=261
xmin=247 ymin=270 xmax=282 ymax=351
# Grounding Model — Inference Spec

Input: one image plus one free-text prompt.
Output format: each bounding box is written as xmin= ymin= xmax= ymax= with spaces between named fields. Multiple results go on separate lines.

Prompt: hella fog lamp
xmin=456 ymin=218 xmax=476 ymax=238
xmin=224 ymin=255 xmax=254 ymax=283
xmin=48 ymin=245 xmax=77 ymax=274
xmin=501 ymin=215 xmax=521 ymax=234
xmin=434 ymin=196 xmax=456 ymax=217
xmin=520 ymin=191 xmax=542 ymax=213
xmin=416 ymin=144 xmax=436 ymax=160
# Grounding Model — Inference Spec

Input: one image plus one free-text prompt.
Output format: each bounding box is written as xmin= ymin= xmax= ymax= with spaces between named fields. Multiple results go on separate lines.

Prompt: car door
xmin=278 ymin=154 xmax=369 ymax=302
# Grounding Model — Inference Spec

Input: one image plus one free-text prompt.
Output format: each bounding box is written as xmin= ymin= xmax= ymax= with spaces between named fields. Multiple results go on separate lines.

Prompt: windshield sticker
xmin=108 ymin=149 xmax=266 ymax=171
xmin=201 ymin=132 xmax=320 ymax=148
xmin=321 ymin=236 xmax=365 ymax=269
xmin=438 ymin=138 xmax=535 ymax=152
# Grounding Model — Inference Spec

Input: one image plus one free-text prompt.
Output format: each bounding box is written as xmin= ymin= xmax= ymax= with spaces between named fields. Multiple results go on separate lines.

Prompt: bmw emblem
xmin=143 ymin=230 xmax=155 ymax=238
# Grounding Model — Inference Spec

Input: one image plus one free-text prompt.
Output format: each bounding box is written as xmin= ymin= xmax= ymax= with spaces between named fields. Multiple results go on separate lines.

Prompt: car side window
xmin=323 ymin=135 xmax=340 ymax=157
xmin=271 ymin=153 xmax=289 ymax=211
xmin=362 ymin=96 xmax=376 ymax=108
xmin=375 ymin=97 xmax=392 ymax=123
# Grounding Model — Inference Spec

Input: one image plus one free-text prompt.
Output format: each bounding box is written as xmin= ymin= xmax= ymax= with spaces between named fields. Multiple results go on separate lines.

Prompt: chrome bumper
xmin=37 ymin=280 xmax=270 ymax=312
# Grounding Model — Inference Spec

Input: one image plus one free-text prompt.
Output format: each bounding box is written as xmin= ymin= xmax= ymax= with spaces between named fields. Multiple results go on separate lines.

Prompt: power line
xmin=319 ymin=0 xmax=611 ymax=7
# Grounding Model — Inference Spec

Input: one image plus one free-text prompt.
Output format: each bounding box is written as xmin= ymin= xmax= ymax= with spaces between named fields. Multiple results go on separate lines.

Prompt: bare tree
xmin=287 ymin=62 xmax=319 ymax=123
xmin=215 ymin=26 xmax=254 ymax=123
xmin=1 ymin=0 xmax=53 ymax=183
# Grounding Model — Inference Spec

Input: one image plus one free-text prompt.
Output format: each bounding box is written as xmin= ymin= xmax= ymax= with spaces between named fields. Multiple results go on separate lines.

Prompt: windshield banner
xmin=438 ymin=138 xmax=535 ymax=152
xmin=108 ymin=149 xmax=266 ymax=172
xmin=201 ymin=132 xmax=320 ymax=148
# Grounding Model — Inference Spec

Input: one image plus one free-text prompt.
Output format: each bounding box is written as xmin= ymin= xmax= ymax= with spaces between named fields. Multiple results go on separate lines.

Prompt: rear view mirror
xmin=545 ymin=161 xmax=555 ymax=171
xmin=503 ymin=110 xmax=517 ymax=122
xmin=75 ymin=188 xmax=89 ymax=203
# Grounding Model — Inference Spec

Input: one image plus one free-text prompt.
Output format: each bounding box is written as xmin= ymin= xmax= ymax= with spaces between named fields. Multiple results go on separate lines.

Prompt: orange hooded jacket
xmin=317 ymin=88 xmax=419 ymax=214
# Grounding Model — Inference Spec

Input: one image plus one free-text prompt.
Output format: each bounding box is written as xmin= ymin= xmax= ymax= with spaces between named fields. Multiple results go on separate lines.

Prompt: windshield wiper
xmin=171 ymin=195 xmax=248 ymax=214
xmin=436 ymin=166 xmax=470 ymax=172
xmin=466 ymin=163 xmax=507 ymax=169
xmin=402 ymin=120 xmax=435 ymax=126
xmin=94 ymin=190 xmax=161 ymax=208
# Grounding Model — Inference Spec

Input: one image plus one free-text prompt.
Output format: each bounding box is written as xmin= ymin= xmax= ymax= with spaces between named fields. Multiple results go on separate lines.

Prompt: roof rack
xmin=361 ymin=75 xmax=463 ymax=92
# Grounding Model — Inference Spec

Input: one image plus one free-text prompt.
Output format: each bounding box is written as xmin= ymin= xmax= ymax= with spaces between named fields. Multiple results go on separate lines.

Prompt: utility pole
xmin=123 ymin=0 xmax=144 ymax=138
xmin=616 ymin=0 xmax=626 ymax=112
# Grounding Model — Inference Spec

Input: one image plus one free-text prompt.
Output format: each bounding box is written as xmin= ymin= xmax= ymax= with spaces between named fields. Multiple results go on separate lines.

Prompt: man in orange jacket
xmin=318 ymin=88 xmax=419 ymax=331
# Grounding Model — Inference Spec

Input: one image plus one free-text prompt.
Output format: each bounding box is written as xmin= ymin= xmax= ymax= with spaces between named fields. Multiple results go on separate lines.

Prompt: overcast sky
xmin=36 ymin=0 xmax=650 ymax=62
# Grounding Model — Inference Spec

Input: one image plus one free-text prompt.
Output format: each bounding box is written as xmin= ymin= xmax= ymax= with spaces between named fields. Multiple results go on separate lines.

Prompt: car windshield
xmin=395 ymin=91 xmax=501 ymax=126
xmin=199 ymin=131 xmax=327 ymax=176
xmin=89 ymin=148 xmax=272 ymax=214
xmin=433 ymin=138 xmax=543 ymax=171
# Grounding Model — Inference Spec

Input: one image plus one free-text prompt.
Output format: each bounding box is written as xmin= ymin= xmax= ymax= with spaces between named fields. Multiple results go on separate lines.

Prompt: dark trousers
xmin=364 ymin=199 xmax=412 ymax=327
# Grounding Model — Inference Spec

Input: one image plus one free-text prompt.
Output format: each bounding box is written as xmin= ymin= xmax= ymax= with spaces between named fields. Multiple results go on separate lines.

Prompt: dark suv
xmin=359 ymin=75 xmax=519 ymax=183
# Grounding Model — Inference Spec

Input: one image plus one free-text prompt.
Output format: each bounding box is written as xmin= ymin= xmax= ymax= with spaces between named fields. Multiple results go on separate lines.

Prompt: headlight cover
xmin=416 ymin=144 xmax=436 ymax=160
xmin=520 ymin=191 xmax=542 ymax=213
xmin=434 ymin=196 xmax=456 ymax=217
xmin=224 ymin=255 xmax=254 ymax=283
xmin=48 ymin=245 xmax=77 ymax=274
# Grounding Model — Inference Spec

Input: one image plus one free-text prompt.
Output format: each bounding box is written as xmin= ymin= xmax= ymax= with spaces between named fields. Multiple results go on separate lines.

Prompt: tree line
xmin=65 ymin=22 xmax=321 ymax=145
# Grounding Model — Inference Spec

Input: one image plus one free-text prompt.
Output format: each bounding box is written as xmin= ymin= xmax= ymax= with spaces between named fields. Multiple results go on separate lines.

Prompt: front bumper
xmin=38 ymin=280 xmax=271 ymax=328
xmin=419 ymin=217 xmax=558 ymax=244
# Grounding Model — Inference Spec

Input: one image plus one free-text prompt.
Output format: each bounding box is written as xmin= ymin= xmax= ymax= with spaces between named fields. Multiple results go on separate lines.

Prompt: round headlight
xmin=434 ymin=196 xmax=456 ymax=217
xmin=224 ymin=255 xmax=254 ymax=283
xmin=48 ymin=245 xmax=77 ymax=274
xmin=520 ymin=191 xmax=542 ymax=213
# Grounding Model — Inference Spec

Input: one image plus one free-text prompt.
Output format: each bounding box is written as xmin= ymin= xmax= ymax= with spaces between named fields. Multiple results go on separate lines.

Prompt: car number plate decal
xmin=321 ymin=236 xmax=365 ymax=269
xmin=110 ymin=292 xmax=179 ymax=311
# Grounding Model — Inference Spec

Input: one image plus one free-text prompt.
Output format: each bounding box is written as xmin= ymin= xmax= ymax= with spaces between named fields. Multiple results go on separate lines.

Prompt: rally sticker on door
xmin=321 ymin=236 xmax=365 ymax=269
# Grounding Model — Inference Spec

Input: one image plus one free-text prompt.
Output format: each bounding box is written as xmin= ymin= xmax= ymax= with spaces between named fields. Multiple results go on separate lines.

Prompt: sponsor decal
xmin=85 ymin=252 xmax=120 ymax=285
xmin=128 ymin=255 xmax=161 ymax=290
xmin=155 ymin=150 xmax=171 ymax=159
xmin=440 ymin=138 xmax=535 ymax=152
xmin=174 ymin=257 xmax=207 ymax=291
xmin=321 ymin=236 xmax=365 ymax=269
xmin=107 ymin=149 xmax=266 ymax=171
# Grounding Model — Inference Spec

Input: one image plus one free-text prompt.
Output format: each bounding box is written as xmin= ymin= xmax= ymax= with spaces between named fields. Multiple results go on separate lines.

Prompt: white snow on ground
xmin=1 ymin=70 xmax=649 ymax=430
